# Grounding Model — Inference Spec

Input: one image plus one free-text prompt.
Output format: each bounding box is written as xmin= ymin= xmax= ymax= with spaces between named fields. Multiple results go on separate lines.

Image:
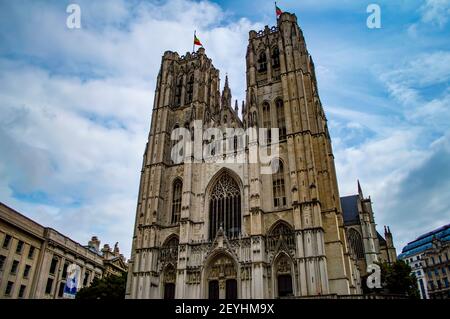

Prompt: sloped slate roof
xmin=340 ymin=195 xmax=360 ymax=226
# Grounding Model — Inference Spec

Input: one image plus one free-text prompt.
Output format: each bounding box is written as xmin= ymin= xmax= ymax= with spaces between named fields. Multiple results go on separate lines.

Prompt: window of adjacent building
xmin=45 ymin=277 xmax=54 ymax=294
xmin=18 ymin=285 xmax=26 ymax=298
xmin=446 ymin=253 xmax=449 ymax=261
xmin=23 ymin=264 xmax=31 ymax=278
xmin=171 ymin=178 xmax=183 ymax=224
xmin=28 ymin=246 xmax=35 ymax=259
xmin=83 ymin=271 xmax=90 ymax=287
xmin=272 ymin=159 xmax=286 ymax=208
xmin=58 ymin=282 xmax=65 ymax=298
xmin=428 ymin=271 xmax=433 ymax=278
xmin=0 ymin=254 xmax=5 ymax=271
xmin=434 ymin=268 xmax=439 ymax=276
xmin=275 ymin=99 xmax=286 ymax=141
xmin=16 ymin=240 xmax=24 ymax=254
xmin=442 ymin=267 xmax=447 ymax=275
xmin=10 ymin=260 xmax=19 ymax=274
xmin=5 ymin=281 xmax=13 ymax=296
xmin=428 ymin=281 xmax=434 ymax=291
xmin=444 ymin=278 xmax=449 ymax=288
xmin=49 ymin=257 xmax=58 ymax=275
xmin=62 ymin=262 xmax=69 ymax=279
xmin=437 ymin=279 xmax=442 ymax=289
xmin=2 ymin=234 xmax=12 ymax=249
xmin=439 ymin=255 xmax=443 ymax=264
xmin=431 ymin=256 xmax=435 ymax=265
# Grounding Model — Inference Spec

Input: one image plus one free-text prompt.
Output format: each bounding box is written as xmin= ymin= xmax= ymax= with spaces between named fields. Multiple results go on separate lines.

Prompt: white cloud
xmin=420 ymin=0 xmax=450 ymax=27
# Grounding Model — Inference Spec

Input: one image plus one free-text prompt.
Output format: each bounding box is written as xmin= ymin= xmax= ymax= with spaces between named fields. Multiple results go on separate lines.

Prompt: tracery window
xmin=258 ymin=51 xmax=267 ymax=73
xmin=348 ymin=229 xmax=364 ymax=259
xmin=262 ymin=102 xmax=271 ymax=144
xmin=209 ymin=173 xmax=241 ymax=240
xmin=186 ymin=74 xmax=194 ymax=104
xmin=171 ymin=179 xmax=182 ymax=224
xmin=276 ymin=99 xmax=286 ymax=140
xmin=175 ymin=76 xmax=183 ymax=106
xmin=272 ymin=159 xmax=286 ymax=208
xmin=272 ymin=47 xmax=280 ymax=69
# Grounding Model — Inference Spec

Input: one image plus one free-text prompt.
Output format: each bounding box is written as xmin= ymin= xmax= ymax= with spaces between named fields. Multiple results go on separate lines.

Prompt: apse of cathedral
xmin=125 ymin=12 xmax=395 ymax=299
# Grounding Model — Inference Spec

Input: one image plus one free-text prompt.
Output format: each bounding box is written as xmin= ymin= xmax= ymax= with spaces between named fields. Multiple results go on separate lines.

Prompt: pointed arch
xmin=206 ymin=169 xmax=242 ymax=240
xmin=174 ymin=75 xmax=183 ymax=106
xmin=272 ymin=158 xmax=286 ymax=208
xmin=258 ymin=50 xmax=267 ymax=73
xmin=348 ymin=228 xmax=364 ymax=259
xmin=186 ymin=73 xmax=194 ymax=104
xmin=171 ymin=178 xmax=183 ymax=224
xmin=271 ymin=46 xmax=280 ymax=69
xmin=262 ymin=102 xmax=271 ymax=144
xmin=275 ymin=98 xmax=286 ymax=140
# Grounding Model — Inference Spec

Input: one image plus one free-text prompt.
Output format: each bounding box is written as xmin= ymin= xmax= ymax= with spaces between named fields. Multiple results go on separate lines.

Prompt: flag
xmin=63 ymin=264 xmax=81 ymax=299
xmin=194 ymin=34 xmax=202 ymax=46
xmin=275 ymin=3 xmax=282 ymax=18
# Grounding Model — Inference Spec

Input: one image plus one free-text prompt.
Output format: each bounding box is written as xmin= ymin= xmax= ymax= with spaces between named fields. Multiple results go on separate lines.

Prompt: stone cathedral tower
xmin=126 ymin=12 xmax=359 ymax=299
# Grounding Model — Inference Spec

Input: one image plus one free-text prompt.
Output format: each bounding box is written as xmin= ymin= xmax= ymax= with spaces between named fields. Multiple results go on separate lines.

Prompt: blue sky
xmin=0 ymin=0 xmax=449 ymax=258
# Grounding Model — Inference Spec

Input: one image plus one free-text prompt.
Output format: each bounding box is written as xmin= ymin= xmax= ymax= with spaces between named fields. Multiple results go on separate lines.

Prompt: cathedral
xmin=125 ymin=12 xmax=396 ymax=299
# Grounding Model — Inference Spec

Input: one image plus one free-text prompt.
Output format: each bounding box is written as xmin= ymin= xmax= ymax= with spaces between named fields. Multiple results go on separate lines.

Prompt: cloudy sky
xmin=0 ymin=0 xmax=449 ymax=258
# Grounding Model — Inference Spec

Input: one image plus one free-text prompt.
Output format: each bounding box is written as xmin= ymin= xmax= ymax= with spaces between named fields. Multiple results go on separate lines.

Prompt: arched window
xmin=276 ymin=99 xmax=286 ymax=140
xmin=348 ymin=229 xmax=364 ymax=259
xmin=171 ymin=179 xmax=182 ymax=224
xmin=272 ymin=159 xmax=286 ymax=208
xmin=262 ymin=102 xmax=271 ymax=144
xmin=258 ymin=51 xmax=267 ymax=73
xmin=267 ymin=222 xmax=295 ymax=251
xmin=272 ymin=47 xmax=280 ymax=69
xmin=209 ymin=173 xmax=241 ymax=240
xmin=186 ymin=74 xmax=194 ymax=104
xmin=175 ymin=76 xmax=183 ymax=106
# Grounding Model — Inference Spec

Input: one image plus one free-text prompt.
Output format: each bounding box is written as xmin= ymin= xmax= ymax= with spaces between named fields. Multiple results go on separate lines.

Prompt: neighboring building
xmin=0 ymin=202 xmax=127 ymax=299
xmin=340 ymin=181 xmax=397 ymax=281
xmin=126 ymin=12 xmax=387 ymax=299
xmin=399 ymin=224 xmax=450 ymax=299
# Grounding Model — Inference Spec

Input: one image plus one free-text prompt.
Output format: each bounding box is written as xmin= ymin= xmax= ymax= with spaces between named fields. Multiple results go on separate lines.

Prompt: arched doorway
xmin=163 ymin=264 xmax=176 ymax=299
xmin=205 ymin=254 xmax=238 ymax=299
xmin=274 ymin=254 xmax=294 ymax=298
xmin=160 ymin=236 xmax=179 ymax=299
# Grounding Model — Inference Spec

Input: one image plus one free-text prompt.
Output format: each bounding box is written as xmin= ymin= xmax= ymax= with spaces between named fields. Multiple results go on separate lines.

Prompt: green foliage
xmin=75 ymin=272 xmax=127 ymax=299
xmin=379 ymin=260 xmax=420 ymax=299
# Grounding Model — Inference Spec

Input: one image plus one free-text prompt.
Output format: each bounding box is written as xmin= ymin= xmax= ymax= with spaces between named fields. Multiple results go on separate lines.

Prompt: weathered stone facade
xmin=126 ymin=12 xmax=361 ymax=299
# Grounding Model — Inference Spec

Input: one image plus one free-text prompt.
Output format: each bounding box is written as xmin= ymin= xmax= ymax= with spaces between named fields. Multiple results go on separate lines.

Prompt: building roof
xmin=340 ymin=195 xmax=360 ymax=225
xmin=377 ymin=231 xmax=387 ymax=245
xmin=398 ymin=223 xmax=450 ymax=259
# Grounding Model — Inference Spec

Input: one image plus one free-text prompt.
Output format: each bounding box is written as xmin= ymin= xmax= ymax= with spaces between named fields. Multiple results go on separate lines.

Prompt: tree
xmin=379 ymin=260 xmax=420 ymax=299
xmin=76 ymin=272 xmax=127 ymax=299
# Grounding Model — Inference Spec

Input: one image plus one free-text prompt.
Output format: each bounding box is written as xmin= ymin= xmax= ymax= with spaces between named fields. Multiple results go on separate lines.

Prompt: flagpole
xmin=193 ymin=30 xmax=196 ymax=53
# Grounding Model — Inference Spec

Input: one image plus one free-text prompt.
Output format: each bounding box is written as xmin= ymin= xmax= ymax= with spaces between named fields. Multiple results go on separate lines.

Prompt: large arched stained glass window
xmin=348 ymin=228 xmax=364 ymax=259
xmin=209 ymin=173 xmax=241 ymax=240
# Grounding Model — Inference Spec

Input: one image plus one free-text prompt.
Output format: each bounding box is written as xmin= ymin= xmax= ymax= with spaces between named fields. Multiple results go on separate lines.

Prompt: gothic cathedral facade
xmin=126 ymin=12 xmax=363 ymax=299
